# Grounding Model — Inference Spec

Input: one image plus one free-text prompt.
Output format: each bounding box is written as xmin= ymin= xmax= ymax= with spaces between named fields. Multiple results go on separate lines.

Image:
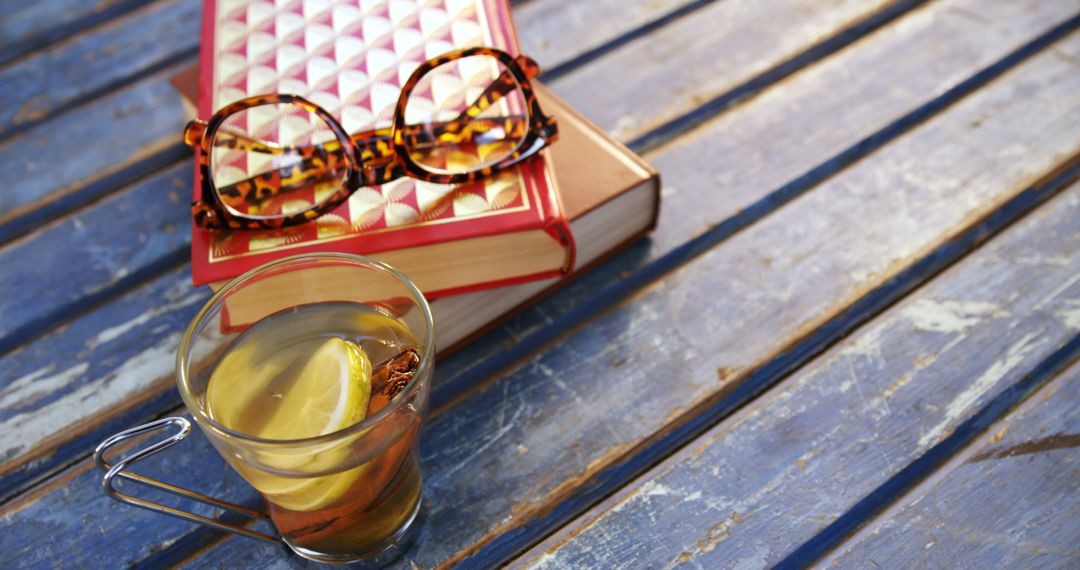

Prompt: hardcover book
xmin=190 ymin=0 xmax=575 ymax=297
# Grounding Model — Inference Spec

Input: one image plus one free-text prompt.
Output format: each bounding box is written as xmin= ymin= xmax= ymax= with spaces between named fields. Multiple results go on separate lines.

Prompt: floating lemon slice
xmin=258 ymin=337 xmax=371 ymax=440
xmin=207 ymin=337 xmax=373 ymax=511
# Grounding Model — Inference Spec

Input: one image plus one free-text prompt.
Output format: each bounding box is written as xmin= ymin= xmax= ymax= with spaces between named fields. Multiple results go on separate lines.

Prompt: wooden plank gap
xmin=625 ymin=0 xmax=924 ymax=155
xmin=777 ymin=333 xmax=1080 ymax=568
xmin=0 ymin=148 xmax=188 ymax=247
xmin=130 ymin=501 xmax=268 ymax=569
xmin=0 ymin=248 xmax=189 ymax=358
xmin=0 ymin=0 xmax=201 ymax=139
xmin=0 ymin=44 xmax=199 ymax=141
xmin=823 ymin=362 xmax=1080 ymax=566
xmin=0 ymin=365 xmax=182 ymax=504
xmin=539 ymin=0 xmax=721 ymax=84
xmin=142 ymin=527 xmax=250 ymax=570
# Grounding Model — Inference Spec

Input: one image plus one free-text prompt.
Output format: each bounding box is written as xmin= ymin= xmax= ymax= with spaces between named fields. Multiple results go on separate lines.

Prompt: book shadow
xmin=432 ymin=234 xmax=656 ymax=407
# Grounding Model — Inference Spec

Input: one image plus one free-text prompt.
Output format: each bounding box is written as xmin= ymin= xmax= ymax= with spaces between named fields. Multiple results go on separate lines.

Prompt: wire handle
xmin=94 ymin=417 xmax=279 ymax=544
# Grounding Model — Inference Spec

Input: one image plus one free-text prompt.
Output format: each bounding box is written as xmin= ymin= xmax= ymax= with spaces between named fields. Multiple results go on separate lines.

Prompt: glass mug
xmin=95 ymin=253 xmax=435 ymax=564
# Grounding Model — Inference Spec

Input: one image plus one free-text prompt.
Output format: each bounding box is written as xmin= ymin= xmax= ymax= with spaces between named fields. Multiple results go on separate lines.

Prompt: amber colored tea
xmin=203 ymin=302 xmax=423 ymax=557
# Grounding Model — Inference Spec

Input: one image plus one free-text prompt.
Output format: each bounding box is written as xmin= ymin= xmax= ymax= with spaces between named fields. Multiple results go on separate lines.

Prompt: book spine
xmin=484 ymin=0 xmax=521 ymax=54
xmin=196 ymin=0 xmax=216 ymax=119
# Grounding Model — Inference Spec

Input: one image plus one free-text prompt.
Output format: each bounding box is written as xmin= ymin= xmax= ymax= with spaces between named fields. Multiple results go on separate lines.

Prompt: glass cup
xmin=95 ymin=253 xmax=434 ymax=564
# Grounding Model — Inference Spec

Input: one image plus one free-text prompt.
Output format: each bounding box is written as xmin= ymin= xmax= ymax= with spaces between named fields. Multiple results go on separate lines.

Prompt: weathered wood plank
xmin=825 ymin=363 xmax=1080 ymax=568
xmin=0 ymin=163 xmax=191 ymax=355
xmin=0 ymin=0 xmax=155 ymax=66
xmin=512 ymin=181 xmax=1080 ymax=570
xmin=0 ymin=0 xmax=948 ymax=498
xmin=0 ymin=267 xmax=208 ymax=500
xmin=0 ymin=65 xmax=191 ymax=245
xmin=778 ymin=338 xmax=1080 ymax=563
xmin=0 ymin=0 xmax=199 ymax=137
xmin=2 ymin=0 xmax=1075 ymax=558
xmin=179 ymin=29 xmax=1080 ymax=569
xmin=545 ymin=0 xmax=894 ymax=141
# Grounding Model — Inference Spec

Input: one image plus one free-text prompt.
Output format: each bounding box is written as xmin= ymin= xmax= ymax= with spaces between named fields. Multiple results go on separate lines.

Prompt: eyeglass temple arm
xmin=94 ymin=417 xmax=279 ymax=544
xmin=190 ymin=117 xmax=526 ymax=157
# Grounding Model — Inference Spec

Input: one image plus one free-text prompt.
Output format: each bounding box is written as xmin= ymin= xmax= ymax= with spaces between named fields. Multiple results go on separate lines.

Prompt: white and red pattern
xmin=210 ymin=0 xmax=527 ymax=253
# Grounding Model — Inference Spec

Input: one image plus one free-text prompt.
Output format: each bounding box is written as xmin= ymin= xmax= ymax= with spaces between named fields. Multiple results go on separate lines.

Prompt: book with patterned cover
xmin=190 ymin=0 xmax=575 ymax=297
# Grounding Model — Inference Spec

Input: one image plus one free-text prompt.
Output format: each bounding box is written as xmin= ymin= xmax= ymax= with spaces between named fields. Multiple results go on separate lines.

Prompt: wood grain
xmin=825 ymin=362 xmax=1080 ymax=568
xmin=0 ymin=0 xmax=199 ymax=137
xmin=179 ymin=30 xmax=1080 ymax=570
xmin=0 ymin=163 xmax=192 ymax=354
xmin=512 ymin=181 xmax=1080 ymax=569
xmin=0 ymin=65 xmax=191 ymax=244
xmin=0 ymin=267 xmax=208 ymax=501
xmin=0 ymin=0 xmax=156 ymax=66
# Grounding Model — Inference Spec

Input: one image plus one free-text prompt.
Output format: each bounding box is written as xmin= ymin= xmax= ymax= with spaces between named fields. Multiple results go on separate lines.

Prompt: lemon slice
xmin=205 ymin=338 xmax=293 ymax=433
xmin=208 ymin=337 xmax=374 ymax=511
xmin=258 ymin=337 xmax=371 ymax=440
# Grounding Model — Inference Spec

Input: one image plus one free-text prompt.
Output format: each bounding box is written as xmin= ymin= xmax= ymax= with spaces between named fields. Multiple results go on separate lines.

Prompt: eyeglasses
xmin=183 ymin=47 xmax=558 ymax=230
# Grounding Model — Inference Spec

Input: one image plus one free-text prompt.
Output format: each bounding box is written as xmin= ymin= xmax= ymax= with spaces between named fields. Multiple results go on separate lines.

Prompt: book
xmin=189 ymin=0 xmax=575 ymax=297
xmin=173 ymin=77 xmax=660 ymax=353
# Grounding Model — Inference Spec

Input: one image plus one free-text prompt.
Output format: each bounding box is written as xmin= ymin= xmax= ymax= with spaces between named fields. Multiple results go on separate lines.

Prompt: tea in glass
xmin=204 ymin=302 xmax=422 ymax=557
xmin=176 ymin=254 xmax=434 ymax=563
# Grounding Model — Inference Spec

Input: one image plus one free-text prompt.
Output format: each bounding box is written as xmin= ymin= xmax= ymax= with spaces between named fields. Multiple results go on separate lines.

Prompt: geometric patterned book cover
xmin=190 ymin=0 xmax=573 ymax=293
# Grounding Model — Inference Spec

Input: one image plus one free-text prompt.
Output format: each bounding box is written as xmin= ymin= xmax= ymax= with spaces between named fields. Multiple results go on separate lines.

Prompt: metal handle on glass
xmin=93 ymin=417 xmax=279 ymax=544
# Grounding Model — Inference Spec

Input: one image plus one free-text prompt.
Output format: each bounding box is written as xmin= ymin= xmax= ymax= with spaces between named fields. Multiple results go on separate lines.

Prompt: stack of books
xmin=178 ymin=0 xmax=659 ymax=353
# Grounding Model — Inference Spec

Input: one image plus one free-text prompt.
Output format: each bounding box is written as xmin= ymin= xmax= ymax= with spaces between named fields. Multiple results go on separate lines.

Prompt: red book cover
xmin=191 ymin=0 xmax=574 ymax=296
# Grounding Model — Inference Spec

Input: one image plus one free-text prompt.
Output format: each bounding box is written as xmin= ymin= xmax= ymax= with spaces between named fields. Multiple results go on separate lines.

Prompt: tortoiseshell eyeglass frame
xmin=183 ymin=47 xmax=558 ymax=230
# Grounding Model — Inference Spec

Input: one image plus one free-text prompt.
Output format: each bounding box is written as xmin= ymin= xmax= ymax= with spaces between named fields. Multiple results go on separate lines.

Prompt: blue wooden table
xmin=2 ymin=0 xmax=1079 ymax=567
